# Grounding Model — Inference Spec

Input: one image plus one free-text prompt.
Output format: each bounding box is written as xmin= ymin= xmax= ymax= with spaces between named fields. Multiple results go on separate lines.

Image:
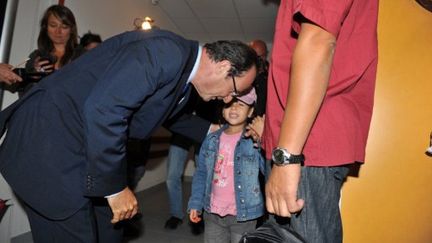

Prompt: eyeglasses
xmin=231 ymin=75 xmax=240 ymax=97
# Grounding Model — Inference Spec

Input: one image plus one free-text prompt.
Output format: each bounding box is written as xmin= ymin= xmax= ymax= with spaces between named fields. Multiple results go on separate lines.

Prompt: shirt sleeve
xmin=292 ymin=0 xmax=354 ymax=37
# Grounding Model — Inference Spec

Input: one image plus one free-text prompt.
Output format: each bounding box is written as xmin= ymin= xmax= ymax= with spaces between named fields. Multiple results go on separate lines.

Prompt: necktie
xmin=178 ymin=83 xmax=190 ymax=104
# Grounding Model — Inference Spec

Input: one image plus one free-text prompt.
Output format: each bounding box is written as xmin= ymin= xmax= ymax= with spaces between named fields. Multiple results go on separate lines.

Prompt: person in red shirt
xmin=262 ymin=0 xmax=379 ymax=242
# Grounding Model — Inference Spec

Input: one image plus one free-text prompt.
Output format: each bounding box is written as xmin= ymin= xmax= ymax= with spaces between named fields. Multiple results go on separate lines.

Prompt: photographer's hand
xmin=0 ymin=63 xmax=22 ymax=84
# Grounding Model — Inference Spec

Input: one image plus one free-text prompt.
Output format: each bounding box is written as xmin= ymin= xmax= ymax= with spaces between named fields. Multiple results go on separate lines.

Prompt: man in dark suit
xmin=0 ymin=29 xmax=257 ymax=242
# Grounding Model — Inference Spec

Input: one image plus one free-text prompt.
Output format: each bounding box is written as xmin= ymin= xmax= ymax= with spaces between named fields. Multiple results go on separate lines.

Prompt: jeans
xmin=287 ymin=165 xmax=350 ymax=243
xmin=203 ymin=211 xmax=257 ymax=243
xmin=166 ymin=144 xmax=193 ymax=219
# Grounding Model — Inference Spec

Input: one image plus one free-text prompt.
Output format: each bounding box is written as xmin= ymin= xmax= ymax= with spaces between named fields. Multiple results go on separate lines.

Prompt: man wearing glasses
xmin=0 ymin=29 xmax=257 ymax=243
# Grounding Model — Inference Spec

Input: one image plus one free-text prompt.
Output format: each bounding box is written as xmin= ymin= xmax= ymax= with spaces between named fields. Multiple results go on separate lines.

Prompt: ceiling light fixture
xmin=133 ymin=16 xmax=155 ymax=31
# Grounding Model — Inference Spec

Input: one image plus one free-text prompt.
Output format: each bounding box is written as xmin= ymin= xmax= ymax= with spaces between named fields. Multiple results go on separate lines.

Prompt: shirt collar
xmin=187 ymin=45 xmax=202 ymax=84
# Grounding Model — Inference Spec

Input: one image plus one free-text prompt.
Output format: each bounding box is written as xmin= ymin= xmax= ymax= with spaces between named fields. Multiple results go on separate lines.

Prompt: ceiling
xmin=147 ymin=0 xmax=280 ymax=43
xmin=66 ymin=0 xmax=279 ymax=45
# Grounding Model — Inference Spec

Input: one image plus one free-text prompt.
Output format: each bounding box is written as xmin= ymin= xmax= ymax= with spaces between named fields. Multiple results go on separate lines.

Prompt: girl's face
xmin=47 ymin=14 xmax=71 ymax=46
xmin=222 ymin=100 xmax=254 ymax=128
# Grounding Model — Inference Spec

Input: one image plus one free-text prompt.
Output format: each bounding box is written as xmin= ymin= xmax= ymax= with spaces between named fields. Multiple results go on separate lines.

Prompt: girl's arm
xmin=256 ymin=145 xmax=266 ymax=175
xmin=187 ymin=138 xmax=210 ymax=213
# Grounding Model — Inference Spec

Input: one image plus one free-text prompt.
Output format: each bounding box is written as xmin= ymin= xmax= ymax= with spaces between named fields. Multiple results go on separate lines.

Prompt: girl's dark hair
xmin=203 ymin=40 xmax=258 ymax=77
xmin=38 ymin=5 xmax=78 ymax=67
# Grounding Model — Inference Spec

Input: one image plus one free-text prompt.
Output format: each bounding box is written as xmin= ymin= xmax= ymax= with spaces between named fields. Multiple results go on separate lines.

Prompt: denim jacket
xmin=187 ymin=126 xmax=265 ymax=221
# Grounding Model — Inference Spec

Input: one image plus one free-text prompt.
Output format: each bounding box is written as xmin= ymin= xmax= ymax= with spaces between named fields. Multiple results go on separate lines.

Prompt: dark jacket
xmin=0 ymin=30 xmax=209 ymax=220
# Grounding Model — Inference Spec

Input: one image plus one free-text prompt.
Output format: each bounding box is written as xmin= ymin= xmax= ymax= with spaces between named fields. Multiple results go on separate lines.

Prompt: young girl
xmin=188 ymin=88 xmax=265 ymax=243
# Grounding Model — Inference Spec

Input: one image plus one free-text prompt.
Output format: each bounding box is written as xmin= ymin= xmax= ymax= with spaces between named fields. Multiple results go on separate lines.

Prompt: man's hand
xmin=0 ymin=63 xmax=22 ymax=85
xmin=265 ymin=164 xmax=304 ymax=217
xmin=189 ymin=209 xmax=202 ymax=223
xmin=107 ymin=187 xmax=139 ymax=224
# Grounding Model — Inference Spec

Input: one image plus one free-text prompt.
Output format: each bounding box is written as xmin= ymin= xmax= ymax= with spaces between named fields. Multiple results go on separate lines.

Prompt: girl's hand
xmin=245 ymin=115 xmax=265 ymax=142
xmin=189 ymin=209 xmax=202 ymax=223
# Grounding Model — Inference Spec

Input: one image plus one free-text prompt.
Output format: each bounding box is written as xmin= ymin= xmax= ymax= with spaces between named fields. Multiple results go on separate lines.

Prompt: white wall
xmin=2 ymin=0 xmax=54 ymax=110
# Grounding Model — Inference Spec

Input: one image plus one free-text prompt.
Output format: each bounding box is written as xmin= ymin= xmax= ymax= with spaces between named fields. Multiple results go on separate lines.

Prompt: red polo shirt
xmin=263 ymin=0 xmax=379 ymax=166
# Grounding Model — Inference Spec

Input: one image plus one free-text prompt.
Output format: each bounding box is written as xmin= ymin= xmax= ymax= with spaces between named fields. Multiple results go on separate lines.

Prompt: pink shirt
xmin=210 ymin=131 xmax=242 ymax=216
xmin=263 ymin=0 xmax=378 ymax=166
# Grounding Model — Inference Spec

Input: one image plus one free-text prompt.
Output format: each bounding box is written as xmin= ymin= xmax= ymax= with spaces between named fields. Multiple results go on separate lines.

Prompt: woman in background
xmin=20 ymin=5 xmax=81 ymax=94
xmin=25 ymin=5 xmax=81 ymax=78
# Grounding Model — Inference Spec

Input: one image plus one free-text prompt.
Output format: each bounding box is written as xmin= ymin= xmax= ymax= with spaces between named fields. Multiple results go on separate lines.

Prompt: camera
xmin=8 ymin=52 xmax=57 ymax=93
xmin=31 ymin=52 xmax=57 ymax=73
xmin=11 ymin=68 xmax=45 ymax=92
xmin=38 ymin=53 xmax=57 ymax=67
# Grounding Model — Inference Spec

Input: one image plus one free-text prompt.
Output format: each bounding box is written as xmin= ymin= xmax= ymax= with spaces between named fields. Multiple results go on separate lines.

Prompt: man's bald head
xmin=250 ymin=40 xmax=268 ymax=61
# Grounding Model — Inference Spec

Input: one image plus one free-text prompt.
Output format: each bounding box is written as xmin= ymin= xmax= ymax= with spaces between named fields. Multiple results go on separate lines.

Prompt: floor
xmin=123 ymin=179 xmax=203 ymax=243
xmin=12 ymin=179 xmax=203 ymax=243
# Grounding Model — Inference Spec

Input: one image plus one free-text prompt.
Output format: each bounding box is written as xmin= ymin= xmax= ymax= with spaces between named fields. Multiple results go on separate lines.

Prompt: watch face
xmin=273 ymin=149 xmax=286 ymax=164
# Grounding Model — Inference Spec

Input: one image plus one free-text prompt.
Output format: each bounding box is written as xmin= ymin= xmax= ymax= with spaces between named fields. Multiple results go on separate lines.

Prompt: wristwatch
xmin=272 ymin=147 xmax=305 ymax=166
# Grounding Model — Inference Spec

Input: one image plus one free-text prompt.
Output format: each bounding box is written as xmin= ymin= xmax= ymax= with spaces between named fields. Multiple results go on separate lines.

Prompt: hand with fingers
xmin=107 ymin=187 xmax=139 ymax=224
xmin=34 ymin=56 xmax=55 ymax=74
xmin=189 ymin=209 xmax=202 ymax=223
xmin=265 ymin=164 xmax=304 ymax=217
xmin=0 ymin=63 xmax=23 ymax=85
xmin=245 ymin=115 xmax=265 ymax=145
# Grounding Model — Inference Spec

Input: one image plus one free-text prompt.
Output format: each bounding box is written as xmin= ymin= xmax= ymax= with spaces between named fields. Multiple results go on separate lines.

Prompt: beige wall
xmin=342 ymin=1 xmax=432 ymax=242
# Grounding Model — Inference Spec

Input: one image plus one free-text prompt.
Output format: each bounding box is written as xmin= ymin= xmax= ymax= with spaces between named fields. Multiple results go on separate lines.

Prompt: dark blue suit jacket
xmin=0 ymin=30 xmax=210 ymax=219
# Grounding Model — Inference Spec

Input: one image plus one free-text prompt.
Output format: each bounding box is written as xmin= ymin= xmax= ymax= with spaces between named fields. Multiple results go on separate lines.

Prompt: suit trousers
xmin=24 ymin=198 xmax=122 ymax=243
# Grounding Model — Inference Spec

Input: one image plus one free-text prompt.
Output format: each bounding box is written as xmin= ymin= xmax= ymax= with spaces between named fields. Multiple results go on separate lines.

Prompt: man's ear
xmin=217 ymin=60 xmax=231 ymax=75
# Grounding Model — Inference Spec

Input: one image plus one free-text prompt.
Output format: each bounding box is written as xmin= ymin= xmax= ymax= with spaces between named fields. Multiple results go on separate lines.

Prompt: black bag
xmin=240 ymin=221 xmax=306 ymax=243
